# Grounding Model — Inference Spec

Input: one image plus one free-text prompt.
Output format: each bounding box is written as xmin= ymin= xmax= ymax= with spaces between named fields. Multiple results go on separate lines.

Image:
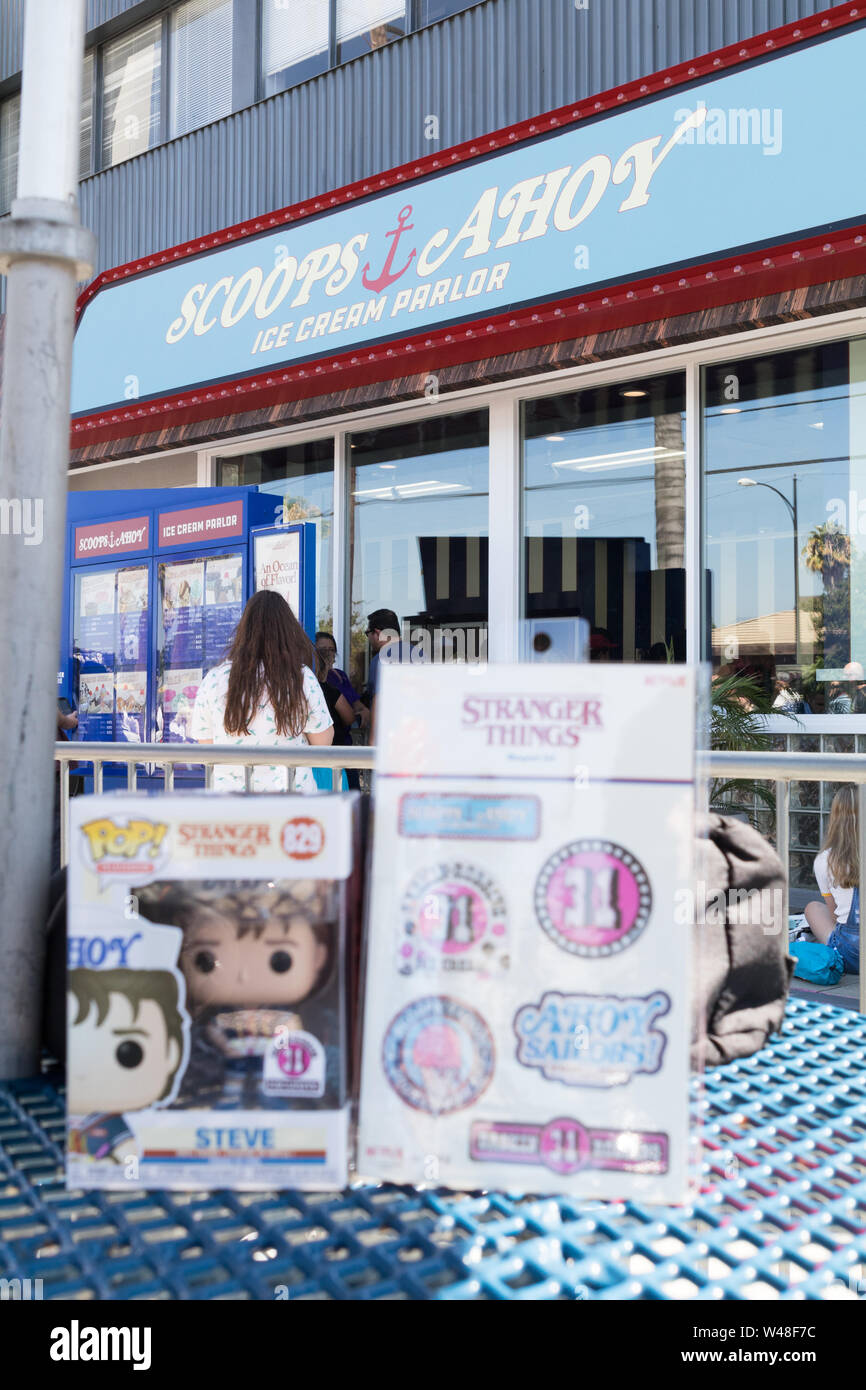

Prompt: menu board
xmin=117 ymin=568 xmax=149 ymax=671
xmin=159 ymin=668 xmax=202 ymax=744
xmin=77 ymin=572 xmax=115 ymax=663
xmin=115 ymin=672 xmax=147 ymax=742
xmin=74 ymin=565 xmax=150 ymax=743
xmin=255 ymin=530 xmax=301 ymax=617
xmin=78 ymin=673 xmax=114 ymax=741
xmin=358 ymin=664 xmax=698 ymax=1202
xmin=161 ymin=560 xmax=204 ymax=668
xmin=204 ymin=553 xmax=243 ymax=669
xmin=157 ymin=553 xmax=243 ymax=747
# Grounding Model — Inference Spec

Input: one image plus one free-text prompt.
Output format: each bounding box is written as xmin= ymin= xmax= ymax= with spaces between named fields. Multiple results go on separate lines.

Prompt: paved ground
xmin=790 ymin=972 xmax=862 ymax=1012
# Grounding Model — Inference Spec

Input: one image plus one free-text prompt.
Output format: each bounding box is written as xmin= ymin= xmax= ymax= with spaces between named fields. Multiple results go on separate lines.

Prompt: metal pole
xmin=775 ymin=778 xmax=790 ymax=938
xmin=792 ymin=475 xmax=800 ymax=671
xmin=0 ymin=0 xmax=95 ymax=1078
xmin=859 ymin=784 xmax=866 ymax=1018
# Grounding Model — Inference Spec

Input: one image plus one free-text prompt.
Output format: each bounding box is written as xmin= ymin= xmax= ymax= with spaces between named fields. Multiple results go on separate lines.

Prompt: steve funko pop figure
xmin=136 ymin=879 xmax=338 ymax=1109
xmin=67 ymin=968 xmax=186 ymax=1163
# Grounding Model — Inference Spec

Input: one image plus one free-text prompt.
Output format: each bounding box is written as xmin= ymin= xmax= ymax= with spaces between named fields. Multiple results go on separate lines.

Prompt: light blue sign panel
xmin=72 ymin=24 xmax=866 ymax=416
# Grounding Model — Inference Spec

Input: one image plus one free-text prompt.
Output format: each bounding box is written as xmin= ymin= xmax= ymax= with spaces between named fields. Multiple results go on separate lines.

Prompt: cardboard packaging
xmin=66 ymin=792 xmax=358 ymax=1190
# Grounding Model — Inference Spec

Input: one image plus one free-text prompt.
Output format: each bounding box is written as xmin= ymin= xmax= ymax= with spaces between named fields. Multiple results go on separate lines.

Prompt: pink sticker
xmin=535 ymin=840 xmax=651 ymax=957
xmin=397 ymin=862 xmax=509 ymax=978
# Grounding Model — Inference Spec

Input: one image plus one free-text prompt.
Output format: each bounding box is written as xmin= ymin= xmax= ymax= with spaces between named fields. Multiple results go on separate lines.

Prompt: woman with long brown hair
xmin=805 ymin=785 xmax=860 ymax=971
xmin=191 ymin=589 xmax=333 ymax=792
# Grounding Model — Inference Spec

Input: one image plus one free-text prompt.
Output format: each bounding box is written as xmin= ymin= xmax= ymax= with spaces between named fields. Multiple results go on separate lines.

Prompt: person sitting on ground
xmin=804 ymin=786 xmax=860 ymax=973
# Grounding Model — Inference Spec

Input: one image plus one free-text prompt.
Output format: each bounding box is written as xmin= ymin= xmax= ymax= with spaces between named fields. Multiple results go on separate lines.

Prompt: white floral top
xmin=190 ymin=661 xmax=332 ymax=793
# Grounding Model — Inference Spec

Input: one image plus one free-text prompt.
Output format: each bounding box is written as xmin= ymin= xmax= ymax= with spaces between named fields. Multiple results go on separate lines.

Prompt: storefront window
xmin=215 ymin=439 xmax=334 ymax=633
xmin=703 ymin=340 xmax=866 ymax=714
xmin=348 ymin=409 xmax=489 ymax=691
xmin=523 ymin=374 xmax=687 ymax=662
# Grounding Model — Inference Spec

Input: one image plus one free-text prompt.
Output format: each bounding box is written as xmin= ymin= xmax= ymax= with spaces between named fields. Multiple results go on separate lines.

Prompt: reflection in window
xmin=215 ymin=439 xmax=334 ymax=634
xmin=349 ymin=410 xmax=489 ymax=690
xmin=703 ymin=341 xmax=864 ymax=715
xmin=170 ymin=0 xmax=234 ymax=139
xmin=1 ymin=52 xmax=94 ymax=207
xmin=523 ymin=375 xmax=687 ymax=663
xmin=0 ymin=93 xmax=20 ymax=215
xmin=337 ymin=0 xmax=406 ymax=63
xmin=80 ymin=51 xmax=95 ymax=177
xmin=262 ymin=0 xmax=330 ymax=94
xmin=102 ymin=20 xmax=162 ymax=168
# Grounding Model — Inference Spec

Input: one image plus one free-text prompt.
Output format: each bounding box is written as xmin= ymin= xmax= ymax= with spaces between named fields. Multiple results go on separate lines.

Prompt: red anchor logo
xmin=362 ymin=204 xmax=416 ymax=293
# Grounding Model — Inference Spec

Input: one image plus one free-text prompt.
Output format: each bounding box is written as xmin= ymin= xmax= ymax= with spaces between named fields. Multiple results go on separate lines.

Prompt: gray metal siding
xmin=0 ymin=0 xmax=22 ymax=83
xmin=1 ymin=0 xmax=846 ymax=278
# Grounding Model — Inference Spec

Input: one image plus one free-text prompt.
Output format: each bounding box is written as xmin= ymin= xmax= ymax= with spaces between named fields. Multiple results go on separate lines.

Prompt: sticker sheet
xmin=358 ymin=665 xmax=698 ymax=1201
xmin=67 ymin=793 xmax=358 ymax=1190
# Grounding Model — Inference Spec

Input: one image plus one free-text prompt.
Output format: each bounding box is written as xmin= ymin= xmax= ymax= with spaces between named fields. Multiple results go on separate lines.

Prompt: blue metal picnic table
xmin=1 ymin=996 xmax=865 ymax=1301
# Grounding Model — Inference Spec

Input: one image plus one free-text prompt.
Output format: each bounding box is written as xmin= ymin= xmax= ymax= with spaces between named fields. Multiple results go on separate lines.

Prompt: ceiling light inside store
xmin=620 ymin=389 xmax=647 ymax=398
xmin=719 ymin=407 xmax=742 ymax=414
xmin=395 ymin=480 xmax=468 ymax=497
xmin=352 ymin=480 xmax=469 ymax=499
xmin=546 ymin=435 xmax=565 ymax=442
xmin=552 ymin=445 xmax=685 ymax=472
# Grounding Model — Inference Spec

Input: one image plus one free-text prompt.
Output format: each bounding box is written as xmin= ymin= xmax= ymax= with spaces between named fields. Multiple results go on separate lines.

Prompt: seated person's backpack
xmin=790 ymin=939 xmax=844 ymax=985
xmin=692 ymin=814 xmax=794 ymax=1067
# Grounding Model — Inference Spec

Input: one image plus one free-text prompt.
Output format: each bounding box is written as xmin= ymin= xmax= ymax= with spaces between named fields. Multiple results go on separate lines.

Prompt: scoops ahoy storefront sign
xmin=72 ymin=7 xmax=866 ymax=437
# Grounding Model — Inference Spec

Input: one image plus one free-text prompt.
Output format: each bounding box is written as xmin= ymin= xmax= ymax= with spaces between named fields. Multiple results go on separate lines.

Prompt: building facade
xmin=2 ymin=0 xmax=864 ymax=893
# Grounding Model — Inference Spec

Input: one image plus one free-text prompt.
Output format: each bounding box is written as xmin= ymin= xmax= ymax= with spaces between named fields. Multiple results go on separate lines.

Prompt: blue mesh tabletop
xmin=2 ymin=998 xmax=866 ymax=1300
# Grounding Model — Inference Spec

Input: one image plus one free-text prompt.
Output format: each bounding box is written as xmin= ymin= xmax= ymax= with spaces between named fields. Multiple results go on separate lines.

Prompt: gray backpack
xmin=692 ymin=813 xmax=794 ymax=1066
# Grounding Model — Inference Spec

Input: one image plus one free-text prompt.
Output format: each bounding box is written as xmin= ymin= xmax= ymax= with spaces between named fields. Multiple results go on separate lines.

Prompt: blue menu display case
xmin=60 ymin=487 xmax=316 ymax=779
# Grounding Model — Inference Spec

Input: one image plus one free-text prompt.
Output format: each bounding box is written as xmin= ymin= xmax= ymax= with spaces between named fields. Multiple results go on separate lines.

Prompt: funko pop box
xmin=66 ymin=792 xmax=360 ymax=1190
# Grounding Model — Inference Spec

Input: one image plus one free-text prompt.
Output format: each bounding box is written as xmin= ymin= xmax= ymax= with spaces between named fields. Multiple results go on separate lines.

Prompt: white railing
xmin=54 ymin=741 xmax=374 ymax=868
xmin=55 ymin=743 xmax=866 ymax=1012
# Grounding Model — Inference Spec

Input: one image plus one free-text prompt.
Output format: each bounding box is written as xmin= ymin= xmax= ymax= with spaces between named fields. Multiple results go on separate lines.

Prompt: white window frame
xmin=88 ymin=304 xmax=866 ymax=672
